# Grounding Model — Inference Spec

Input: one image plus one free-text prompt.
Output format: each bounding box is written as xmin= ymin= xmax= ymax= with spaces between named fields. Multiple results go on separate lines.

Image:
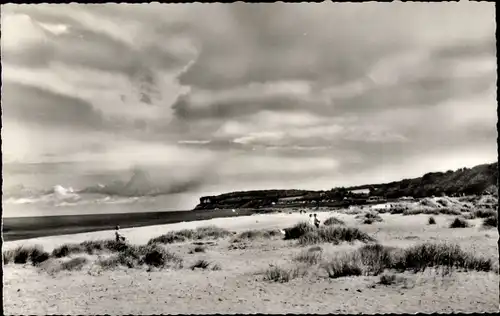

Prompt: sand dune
xmin=3 ymin=210 xmax=499 ymax=314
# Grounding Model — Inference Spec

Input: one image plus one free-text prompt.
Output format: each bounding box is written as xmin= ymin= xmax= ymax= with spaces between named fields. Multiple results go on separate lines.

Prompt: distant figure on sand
xmin=309 ymin=214 xmax=314 ymax=226
xmin=115 ymin=225 xmax=126 ymax=242
xmin=314 ymin=214 xmax=320 ymax=228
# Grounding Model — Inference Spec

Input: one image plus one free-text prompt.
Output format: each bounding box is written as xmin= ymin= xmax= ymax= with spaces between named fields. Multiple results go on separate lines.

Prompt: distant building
xmin=371 ymin=203 xmax=391 ymax=210
xmin=349 ymin=188 xmax=370 ymax=195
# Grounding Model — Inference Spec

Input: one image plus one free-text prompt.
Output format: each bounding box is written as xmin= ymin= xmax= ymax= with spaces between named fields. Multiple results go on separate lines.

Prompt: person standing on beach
xmin=314 ymin=214 xmax=321 ymax=228
xmin=115 ymin=225 xmax=125 ymax=242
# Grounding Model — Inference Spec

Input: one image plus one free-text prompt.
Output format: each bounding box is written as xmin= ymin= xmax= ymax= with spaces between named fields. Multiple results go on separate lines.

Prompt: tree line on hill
xmin=194 ymin=162 xmax=498 ymax=210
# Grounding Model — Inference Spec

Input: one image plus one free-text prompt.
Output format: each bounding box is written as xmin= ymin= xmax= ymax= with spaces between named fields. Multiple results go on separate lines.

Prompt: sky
xmin=1 ymin=2 xmax=497 ymax=198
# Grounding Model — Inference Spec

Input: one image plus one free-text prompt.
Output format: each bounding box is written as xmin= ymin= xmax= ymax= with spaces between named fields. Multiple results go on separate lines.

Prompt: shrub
xmin=263 ymin=265 xmax=305 ymax=283
xmin=148 ymin=226 xmax=231 ymax=245
xmin=403 ymin=208 xmax=439 ymax=216
xmin=308 ymin=246 xmax=323 ymax=253
xmin=474 ymin=209 xmax=497 ymax=218
xmin=357 ymin=244 xmax=395 ymax=276
xmin=428 ymin=216 xmax=436 ymax=225
xmin=298 ymin=226 xmax=376 ymax=246
xmin=5 ymin=246 xmax=49 ymax=265
xmin=30 ymin=249 xmax=50 ymax=266
xmin=356 ymin=212 xmax=383 ymax=224
xmin=449 ymin=217 xmax=470 ymax=228
xmin=141 ymin=244 xmax=183 ymax=268
xmin=323 ymin=217 xmax=345 ymax=226
xmin=148 ymin=231 xmax=190 ymax=245
xmin=191 ymin=245 xmax=207 ymax=253
xmin=392 ymin=242 xmax=493 ymax=273
xmin=293 ymin=250 xmax=322 ymax=265
xmin=190 ymin=259 xmax=210 ymax=270
xmin=236 ymin=229 xmax=281 ymax=240
xmin=378 ymin=273 xmax=407 ymax=286
xmin=482 ymin=215 xmax=498 ymax=228
xmin=195 ymin=226 xmax=232 ymax=239
xmin=284 ymin=221 xmax=315 ymax=240
xmin=52 ymin=244 xmax=84 ymax=258
xmin=60 ymin=257 xmax=88 ymax=271
xmin=323 ymin=253 xmax=363 ymax=278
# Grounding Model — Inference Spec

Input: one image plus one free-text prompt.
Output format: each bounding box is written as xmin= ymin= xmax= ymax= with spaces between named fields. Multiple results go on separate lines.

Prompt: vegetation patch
xmin=263 ymin=265 xmax=306 ymax=283
xmin=323 ymin=253 xmax=363 ymax=279
xmin=428 ymin=216 xmax=436 ymax=225
xmin=59 ymin=257 xmax=88 ymax=271
xmin=148 ymin=226 xmax=231 ymax=245
xmin=449 ymin=217 xmax=470 ymax=228
xmin=283 ymin=221 xmax=315 ymax=240
xmin=235 ymin=229 xmax=282 ymax=240
xmin=297 ymin=226 xmax=376 ymax=246
xmin=323 ymin=216 xmax=346 ymax=226
xmin=392 ymin=242 xmax=493 ymax=273
xmin=355 ymin=211 xmax=383 ymax=224
xmin=3 ymin=245 xmax=50 ymax=265
xmin=482 ymin=214 xmax=498 ymax=228
xmin=293 ymin=250 xmax=322 ymax=265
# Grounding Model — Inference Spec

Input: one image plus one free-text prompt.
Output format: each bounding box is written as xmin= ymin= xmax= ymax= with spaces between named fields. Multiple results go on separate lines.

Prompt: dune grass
xmin=148 ymin=226 xmax=232 ymax=245
xmin=355 ymin=211 xmax=383 ymax=224
xmin=60 ymin=257 xmax=88 ymax=271
xmin=283 ymin=221 xmax=315 ymax=240
xmin=297 ymin=226 xmax=376 ymax=246
xmin=320 ymin=242 xmax=494 ymax=279
xmin=293 ymin=249 xmax=323 ymax=265
xmin=403 ymin=208 xmax=462 ymax=216
xmin=235 ymin=229 xmax=282 ymax=240
xmin=263 ymin=265 xmax=306 ymax=283
xmin=482 ymin=214 xmax=498 ymax=228
xmin=449 ymin=217 xmax=470 ymax=228
xmin=52 ymin=239 xmax=131 ymax=258
xmin=3 ymin=245 xmax=50 ymax=266
xmin=323 ymin=216 xmax=346 ymax=226
xmin=473 ymin=209 xmax=497 ymax=219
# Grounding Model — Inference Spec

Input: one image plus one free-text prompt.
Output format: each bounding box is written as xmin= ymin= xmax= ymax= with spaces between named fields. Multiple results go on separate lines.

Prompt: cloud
xmin=1 ymin=2 xmax=496 ymax=202
xmin=1 ymin=82 xmax=105 ymax=129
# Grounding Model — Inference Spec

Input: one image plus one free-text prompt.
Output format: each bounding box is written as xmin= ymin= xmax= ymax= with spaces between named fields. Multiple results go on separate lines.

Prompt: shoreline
xmin=2 ymin=208 xmax=266 ymax=242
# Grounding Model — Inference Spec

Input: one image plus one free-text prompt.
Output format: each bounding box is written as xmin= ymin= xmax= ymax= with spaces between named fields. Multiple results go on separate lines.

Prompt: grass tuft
xmin=428 ymin=216 xmax=436 ymax=225
xmin=323 ymin=216 xmax=345 ymax=226
xmin=297 ymin=226 xmax=376 ymax=246
xmin=482 ymin=214 xmax=498 ymax=228
xmin=449 ymin=217 xmax=470 ymax=228
xmin=60 ymin=257 xmax=88 ymax=271
xmin=148 ymin=226 xmax=231 ymax=245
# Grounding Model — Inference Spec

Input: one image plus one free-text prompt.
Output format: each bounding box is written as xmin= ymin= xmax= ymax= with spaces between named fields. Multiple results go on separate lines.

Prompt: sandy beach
xmin=3 ymin=210 xmax=499 ymax=314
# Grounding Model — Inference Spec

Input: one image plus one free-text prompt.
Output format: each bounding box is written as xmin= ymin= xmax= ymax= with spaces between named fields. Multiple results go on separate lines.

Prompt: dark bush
xmin=284 ymin=221 xmax=315 ymax=240
xmin=392 ymin=242 xmax=493 ymax=273
xmin=428 ymin=216 xmax=436 ymax=225
xmin=482 ymin=215 xmax=498 ymax=228
xmin=449 ymin=217 xmax=470 ymax=228
xmin=357 ymin=244 xmax=395 ymax=276
xmin=52 ymin=244 xmax=84 ymax=258
xmin=141 ymin=245 xmax=183 ymax=268
xmin=323 ymin=254 xmax=363 ymax=278
xmin=323 ymin=217 xmax=345 ymax=226
xmin=474 ymin=209 xmax=497 ymax=218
